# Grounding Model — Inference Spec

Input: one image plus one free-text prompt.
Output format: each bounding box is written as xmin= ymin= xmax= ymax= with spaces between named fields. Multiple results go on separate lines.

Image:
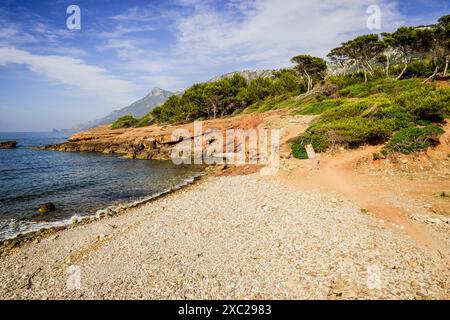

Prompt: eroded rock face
xmin=0 ymin=141 xmax=17 ymax=148
xmin=40 ymin=136 xmax=178 ymax=160
xmin=37 ymin=123 xmax=201 ymax=160
xmin=37 ymin=110 xmax=298 ymax=161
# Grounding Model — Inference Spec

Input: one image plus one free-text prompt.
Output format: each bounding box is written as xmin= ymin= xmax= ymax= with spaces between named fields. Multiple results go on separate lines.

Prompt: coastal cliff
xmin=39 ymin=124 xmax=183 ymax=160
xmin=39 ymin=110 xmax=312 ymax=161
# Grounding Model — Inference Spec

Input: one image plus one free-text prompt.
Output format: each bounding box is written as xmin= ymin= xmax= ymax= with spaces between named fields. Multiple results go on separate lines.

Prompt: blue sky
xmin=0 ymin=0 xmax=448 ymax=131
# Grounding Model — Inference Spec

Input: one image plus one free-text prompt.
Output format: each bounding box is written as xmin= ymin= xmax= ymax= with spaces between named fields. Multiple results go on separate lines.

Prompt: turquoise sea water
xmin=0 ymin=132 xmax=202 ymax=240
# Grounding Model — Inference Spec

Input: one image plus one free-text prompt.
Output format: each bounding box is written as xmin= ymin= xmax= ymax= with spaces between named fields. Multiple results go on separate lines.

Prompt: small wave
xmin=0 ymin=173 xmax=204 ymax=242
xmin=0 ymin=217 xmax=72 ymax=242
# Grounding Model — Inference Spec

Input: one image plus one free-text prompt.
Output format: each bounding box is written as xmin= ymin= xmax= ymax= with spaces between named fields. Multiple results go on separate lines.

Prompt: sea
xmin=0 ymin=132 xmax=203 ymax=241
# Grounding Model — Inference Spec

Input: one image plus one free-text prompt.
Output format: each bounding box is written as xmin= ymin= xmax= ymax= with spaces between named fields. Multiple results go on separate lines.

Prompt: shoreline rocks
xmin=38 ymin=203 xmax=56 ymax=214
xmin=0 ymin=140 xmax=17 ymax=149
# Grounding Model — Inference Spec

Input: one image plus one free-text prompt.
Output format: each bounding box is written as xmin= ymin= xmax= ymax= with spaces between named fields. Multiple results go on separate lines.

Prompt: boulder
xmin=0 ymin=140 xmax=17 ymax=148
xmin=38 ymin=202 xmax=56 ymax=214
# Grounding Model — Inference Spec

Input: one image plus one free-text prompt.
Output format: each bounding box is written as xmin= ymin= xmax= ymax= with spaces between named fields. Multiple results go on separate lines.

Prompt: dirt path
xmin=274 ymin=146 xmax=449 ymax=253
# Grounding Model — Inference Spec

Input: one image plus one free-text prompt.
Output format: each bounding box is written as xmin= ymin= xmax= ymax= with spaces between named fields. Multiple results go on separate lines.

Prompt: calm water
xmin=0 ymin=132 xmax=203 ymax=240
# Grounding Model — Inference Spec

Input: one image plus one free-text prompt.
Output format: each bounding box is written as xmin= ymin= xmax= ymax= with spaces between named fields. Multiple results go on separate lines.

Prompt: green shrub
xmin=382 ymin=125 xmax=445 ymax=155
xmin=244 ymin=94 xmax=305 ymax=113
xmin=134 ymin=113 xmax=154 ymax=127
xmin=295 ymin=99 xmax=344 ymax=115
xmin=309 ymin=117 xmax=396 ymax=147
xmin=317 ymin=96 xmax=404 ymax=124
xmin=326 ymin=73 xmax=364 ymax=89
xmin=230 ymin=109 xmax=242 ymax=117
xmin=111 ymin=115 xmax=138 ymax=129
xmin=340 ymin=79 xmax=422 ymax=98
xmin=291 ymin=133 xmax=330 ymax=159
xmin=390 ymin=60 xmax=435 ymax=79
xmin=376 ymin=105 xmax=415 ymax=129
xmin=290 ymin=94 xmax=417 ymax=155
xmin=394 ymin=87 xmax=450 ymax=122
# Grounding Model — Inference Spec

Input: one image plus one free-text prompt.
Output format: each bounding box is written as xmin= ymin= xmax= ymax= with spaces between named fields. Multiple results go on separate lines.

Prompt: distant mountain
xmin=77 ymin=87 xmax=174 ymax=130
xmin=209 ymin=69 xmax=275 ymax=82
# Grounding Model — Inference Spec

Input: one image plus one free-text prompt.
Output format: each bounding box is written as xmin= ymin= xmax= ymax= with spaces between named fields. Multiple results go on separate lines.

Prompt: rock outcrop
xmin=39 ymin=125 xmax=182 ymax=160
xmin=38 ymin=203 xmax=56 ymax=214
xmin=0 ymin=141 xmax=17 ymax=148
xmin=38 ymin=110 xmax=313 ymax=163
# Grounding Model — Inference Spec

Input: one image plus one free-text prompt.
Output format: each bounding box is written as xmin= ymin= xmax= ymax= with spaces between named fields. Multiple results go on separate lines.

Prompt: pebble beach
xmin=0 ymin=174 xmax=448 ymax=299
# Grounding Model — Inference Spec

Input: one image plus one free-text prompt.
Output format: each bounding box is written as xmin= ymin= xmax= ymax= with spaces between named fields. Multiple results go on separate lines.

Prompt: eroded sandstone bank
xmin=39 ymin=110 xmax=314 ymax=160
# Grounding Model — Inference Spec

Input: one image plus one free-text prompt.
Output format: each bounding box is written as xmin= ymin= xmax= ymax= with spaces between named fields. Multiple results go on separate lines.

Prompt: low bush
xmin=326 ymin=73 xmax=365 ymax=89
xmin=308 ymin=117 xmax=396 ymax=147
xmin=290 ymin=133 xmax=330 ymax=159
xmin=295 ymin=98 xmax=344 ymax=115
xmin=382 ymin=125 xmax=444 ymax=155
xmin=339 ymin=79 xmax=422 ymax=98
xmin=394 ymin=87 xmax=450 ymax=122
xmin=134 ymin=113 xmax=154 ymax=127
xmin=390 ymin=60 xmax=435 ymax=79
xmin=290 ymin=92 xmax=421 ymax=158
xmin=111 ymin=115 xmax=138 ymax=129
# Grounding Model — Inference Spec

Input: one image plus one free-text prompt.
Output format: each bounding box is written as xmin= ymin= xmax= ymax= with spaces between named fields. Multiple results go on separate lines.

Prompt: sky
xmin=0 ymin=0 xmax=448 ymax=131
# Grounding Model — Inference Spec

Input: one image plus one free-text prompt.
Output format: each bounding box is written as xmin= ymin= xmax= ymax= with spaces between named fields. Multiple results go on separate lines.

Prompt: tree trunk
xmin=396 ymin=60 xmax=409 ymax=80
xmin=304 ymin=71 xmax=312 ymax=93
xmin=363 ymin=67 xmax=368 ymax=84
xmin=444 ymin=55 xmax=449 ymax=77
xmin=423 ymin=66 xmax=439 ymax=84
xmin=366 ymin=59 xmax=373 ymax=71
xmin=386 ymin=56 xmax=390 ymax=78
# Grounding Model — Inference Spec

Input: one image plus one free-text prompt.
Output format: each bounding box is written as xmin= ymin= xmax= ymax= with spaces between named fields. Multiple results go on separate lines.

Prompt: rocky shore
xmin=0 ymin=141 xmax=17 ymax=149
xmin=37 ymin=125 xmax=177 ymax=160
xmin=0 ymin=173 xmax=448 ymax=299
xmin=37 ymin=110 xmax=311 ymax=161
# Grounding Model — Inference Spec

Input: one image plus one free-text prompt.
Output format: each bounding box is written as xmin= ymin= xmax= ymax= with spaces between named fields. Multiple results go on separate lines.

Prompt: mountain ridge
xmin=76 ymin=87 xmax=175 ymax=130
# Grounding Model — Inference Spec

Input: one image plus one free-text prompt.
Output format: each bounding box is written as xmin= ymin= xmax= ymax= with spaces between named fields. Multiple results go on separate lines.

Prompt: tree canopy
xmin=122 ymin=13 xmax=450 ymax=126
xmin=290 ymin=55 xmax=327 ymax=92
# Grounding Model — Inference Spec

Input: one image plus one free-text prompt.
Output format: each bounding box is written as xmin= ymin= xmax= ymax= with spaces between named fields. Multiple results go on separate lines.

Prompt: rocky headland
xmin=38 ymin=110 xmax=312 ymax=161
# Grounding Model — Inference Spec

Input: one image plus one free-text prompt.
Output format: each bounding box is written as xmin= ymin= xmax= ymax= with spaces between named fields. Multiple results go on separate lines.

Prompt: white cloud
xmin=172 ymin=0 xmax=404 ymax=69
xmin=97 ymin=0 xmax=404 ymax=91
xmin=0 ymin=47 xmax=136 ymax=104
xmin=0 ymin=23 xmax=37 ymax=46
xmin=139 ymin=75 xmax=183 ymax=91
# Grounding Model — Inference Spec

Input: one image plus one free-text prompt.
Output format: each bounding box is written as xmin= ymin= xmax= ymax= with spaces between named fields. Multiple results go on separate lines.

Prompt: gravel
xmin=0 ymin=174 xmax=448 ymax=299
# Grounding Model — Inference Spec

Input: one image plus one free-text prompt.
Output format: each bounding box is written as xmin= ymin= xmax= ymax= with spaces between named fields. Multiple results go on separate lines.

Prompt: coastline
xmin=0 ymin=171 xmax=206 ymax=255
xmin=0 ymin=169 xmax=448 ymax=299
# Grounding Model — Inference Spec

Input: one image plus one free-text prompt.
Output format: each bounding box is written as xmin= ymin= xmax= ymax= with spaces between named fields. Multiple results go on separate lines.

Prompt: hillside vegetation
xmin=113 ymin=14 xmax=449 ymax=159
